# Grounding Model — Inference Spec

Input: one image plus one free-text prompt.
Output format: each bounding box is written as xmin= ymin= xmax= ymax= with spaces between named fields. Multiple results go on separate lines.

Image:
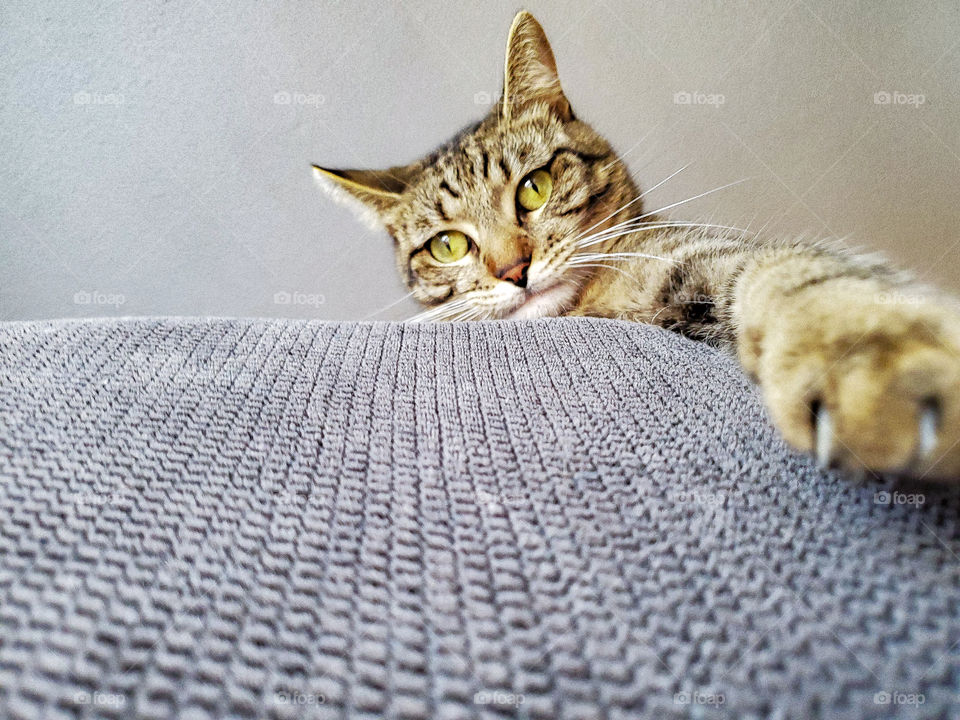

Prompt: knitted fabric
xmin=0 ymin=318 xmax=957 ymax=720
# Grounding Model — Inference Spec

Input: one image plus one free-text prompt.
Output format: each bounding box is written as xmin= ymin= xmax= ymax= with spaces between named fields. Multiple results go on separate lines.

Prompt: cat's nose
xmin=495 ymin=258 xmax=530 ymax=287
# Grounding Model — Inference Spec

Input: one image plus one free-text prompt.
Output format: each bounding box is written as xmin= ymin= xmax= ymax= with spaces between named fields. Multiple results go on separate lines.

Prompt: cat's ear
xmin=311 ymin=164 xmax=416 ymax=228
xmin=501 ymin=11 xmax=573 ymax=122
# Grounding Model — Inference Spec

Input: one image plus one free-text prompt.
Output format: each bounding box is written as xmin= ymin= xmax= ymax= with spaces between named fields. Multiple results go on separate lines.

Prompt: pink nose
xmin=495 ymin=259 xmax=530 ymax=287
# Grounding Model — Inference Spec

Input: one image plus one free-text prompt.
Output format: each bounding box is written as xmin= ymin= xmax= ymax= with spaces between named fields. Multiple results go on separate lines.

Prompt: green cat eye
xmin=428 ymin=230 xmax=470 ymax=263
xmin=517 ymin=168 xmax=553 ymax=211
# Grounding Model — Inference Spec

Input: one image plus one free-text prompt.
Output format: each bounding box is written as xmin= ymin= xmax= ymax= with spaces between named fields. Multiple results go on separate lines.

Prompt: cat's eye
xmin=517 ymin=168 xmax=553 ymax=212
xmin=428 ymin=230 xmax=471 ymax=263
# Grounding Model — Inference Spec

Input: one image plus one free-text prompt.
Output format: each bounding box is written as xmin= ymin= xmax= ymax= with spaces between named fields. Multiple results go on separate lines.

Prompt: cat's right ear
xmin=311 ymin=164 xmax=414 ymax=229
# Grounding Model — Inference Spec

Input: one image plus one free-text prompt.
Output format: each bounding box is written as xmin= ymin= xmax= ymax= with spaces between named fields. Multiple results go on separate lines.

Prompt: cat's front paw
xmin=748 ymin=292 xmax=960 ymax=480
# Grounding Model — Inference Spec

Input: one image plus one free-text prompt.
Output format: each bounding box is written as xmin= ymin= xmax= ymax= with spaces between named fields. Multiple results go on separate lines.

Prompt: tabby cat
xmin=313 ymin=11 xmax=960 ymax=480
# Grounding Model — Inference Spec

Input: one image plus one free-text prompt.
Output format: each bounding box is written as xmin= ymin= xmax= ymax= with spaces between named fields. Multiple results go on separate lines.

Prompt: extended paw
xmin=751 ymin=294 xmax=960 ymax=480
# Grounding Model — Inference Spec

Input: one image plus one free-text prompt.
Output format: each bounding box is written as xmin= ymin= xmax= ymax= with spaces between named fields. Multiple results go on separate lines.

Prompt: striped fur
xmin=313 ymin=12 xmax=960 ymax=481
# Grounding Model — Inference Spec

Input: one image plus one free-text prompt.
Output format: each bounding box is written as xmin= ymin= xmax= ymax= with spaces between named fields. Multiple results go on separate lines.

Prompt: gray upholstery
xmin=0 ymin=318 xmax=957 ymax=720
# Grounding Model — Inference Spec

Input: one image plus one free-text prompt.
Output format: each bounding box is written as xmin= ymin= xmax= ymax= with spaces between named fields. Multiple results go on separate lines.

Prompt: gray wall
xmin=3 ymin=0 xmax=959 ymax=322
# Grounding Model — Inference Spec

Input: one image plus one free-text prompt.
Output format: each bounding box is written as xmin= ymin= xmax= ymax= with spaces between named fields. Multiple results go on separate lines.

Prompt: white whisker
xmin=633 ymin=178 xmax=750 ymax=223
xmin=649 ymin=304 xmax=673 ymax=324
xmin=359 ymin=291 xmax=415 ymax=320
xmin=598 ymin=121 xmax=663 ymax=173
xmin=405 ymin=298 xmax=471 ymax=323
xmin=574 ymin=182 xmax=750 ymax=248
xmin=569 ymin=251 xmax=678 ymax=265
xmin=576 ymin=221 xmax=752 ymax=249
xmin=574 ymin=179 xmax=749 ymax=251
xmin=456 ymin=306 xmax=484 ymax=322
xmin=573 ymin=164 xmax=692 ymax=242
xmin=562 ymin=262 xmax=644 ymax=285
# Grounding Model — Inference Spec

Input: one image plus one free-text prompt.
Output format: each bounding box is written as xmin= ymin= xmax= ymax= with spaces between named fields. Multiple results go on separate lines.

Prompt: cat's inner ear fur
xmin=501 ymin=11 xmax=573 ymax=122
xmin=311 ymin=164 xmax=416 ymax=228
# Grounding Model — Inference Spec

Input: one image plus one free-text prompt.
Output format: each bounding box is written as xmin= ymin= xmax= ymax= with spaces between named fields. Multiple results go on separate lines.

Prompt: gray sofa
xmin=1 ymin=317 xmax=958 ymax=720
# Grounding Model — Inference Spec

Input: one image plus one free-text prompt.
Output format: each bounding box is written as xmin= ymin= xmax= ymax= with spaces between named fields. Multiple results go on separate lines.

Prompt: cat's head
xmin=313 ymin=11 xmax=638 ymax=319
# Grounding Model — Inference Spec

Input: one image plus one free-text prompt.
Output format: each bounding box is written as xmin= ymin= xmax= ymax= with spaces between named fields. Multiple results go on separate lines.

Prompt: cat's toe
xmin=902 ymin=394 xmax=960 ymax=479
xmin=825 ymin=366 xmax=957 ymax=479
xmin=762 ymin=326 xmax=960 ymax=481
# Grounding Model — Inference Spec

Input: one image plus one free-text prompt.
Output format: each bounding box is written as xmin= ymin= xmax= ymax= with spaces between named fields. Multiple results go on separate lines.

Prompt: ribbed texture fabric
xmin=0 ymin=317 xmax=958 ymax=720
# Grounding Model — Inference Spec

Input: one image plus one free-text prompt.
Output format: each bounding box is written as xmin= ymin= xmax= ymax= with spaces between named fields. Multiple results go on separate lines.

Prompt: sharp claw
xmin=815 ymin=405 xmax=834 ymax=469
xmin=917 ymin=403 xmax=939 ymax=460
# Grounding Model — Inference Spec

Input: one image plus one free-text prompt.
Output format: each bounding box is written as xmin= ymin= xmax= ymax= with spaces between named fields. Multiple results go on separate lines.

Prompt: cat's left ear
xmin=501 ymin=11 xmax=573 ymax=122
xmin=311 ymin=164 xmax=416 ymax=228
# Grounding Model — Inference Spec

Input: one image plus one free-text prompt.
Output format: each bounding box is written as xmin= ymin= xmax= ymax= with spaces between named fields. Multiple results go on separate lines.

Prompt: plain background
xmin=2 ymin=0 xmax=959 ymax=322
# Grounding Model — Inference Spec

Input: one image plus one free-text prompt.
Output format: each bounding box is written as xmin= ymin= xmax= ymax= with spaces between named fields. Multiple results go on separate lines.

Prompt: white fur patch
xmin=507 ymin=282 xmax=579 ymax=319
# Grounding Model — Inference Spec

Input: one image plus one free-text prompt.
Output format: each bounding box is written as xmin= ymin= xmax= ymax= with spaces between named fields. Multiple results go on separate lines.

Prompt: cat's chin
xmin=505 ymin=281 xmax=579 ymax=320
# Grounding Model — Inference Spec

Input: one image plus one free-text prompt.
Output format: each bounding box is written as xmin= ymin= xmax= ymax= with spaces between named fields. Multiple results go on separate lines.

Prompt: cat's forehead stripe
xmin=439 ymin=180 xmax=460 ymax=199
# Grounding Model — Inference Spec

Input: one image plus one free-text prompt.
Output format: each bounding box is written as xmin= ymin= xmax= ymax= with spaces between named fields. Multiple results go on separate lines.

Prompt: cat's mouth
xmin=505 ymin=280 xmax=579 ymax=320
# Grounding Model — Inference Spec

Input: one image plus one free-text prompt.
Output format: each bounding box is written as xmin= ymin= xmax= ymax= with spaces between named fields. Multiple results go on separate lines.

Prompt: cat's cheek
xmin=406 ymin=271 xmax=451 ymax=304
xmin=421 ymin=284 xmax=454 ymax=303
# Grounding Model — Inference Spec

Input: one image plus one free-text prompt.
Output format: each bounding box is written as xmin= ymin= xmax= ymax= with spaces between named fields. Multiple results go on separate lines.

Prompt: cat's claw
xmin=917 ymin=403 xmax=939 ymax=462
xmin=814 ymin=405 xmax=834 ymax=469
xmin=815 ymin=403 xmax=940 ymax=473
